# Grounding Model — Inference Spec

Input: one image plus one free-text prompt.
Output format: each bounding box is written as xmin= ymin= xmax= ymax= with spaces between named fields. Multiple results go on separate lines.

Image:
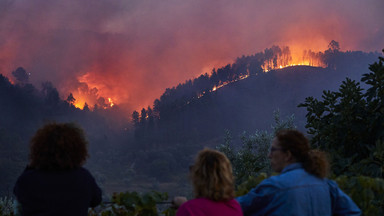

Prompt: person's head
xmin=29 ymin=122 xmax=89 ymax=170
xmin=190 ymin=148 xmax=235 ymax=201
xmin=269 ymin=129 xmax=329 ymax=178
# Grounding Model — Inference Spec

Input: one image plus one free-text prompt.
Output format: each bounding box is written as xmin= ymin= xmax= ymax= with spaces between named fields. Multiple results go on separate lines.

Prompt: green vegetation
xmin=335 ymin=175 xmax=384 ymax=215
xmin=299 ymin=49 xmax=384 ymax=177
xmin=89 ymin=191 xmax=175 ymax=216
xmin=217 ymin=110 xmax=295 ymax=185
xmin=0 ymin=196 xmax=15 ymax=216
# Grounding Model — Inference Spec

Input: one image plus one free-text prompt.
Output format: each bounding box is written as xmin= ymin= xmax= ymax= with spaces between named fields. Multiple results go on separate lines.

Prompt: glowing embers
xmin=212 ymin=74 xmax=249 ymax=92
xmin=108 ymin=98 xmax=114 ymax=107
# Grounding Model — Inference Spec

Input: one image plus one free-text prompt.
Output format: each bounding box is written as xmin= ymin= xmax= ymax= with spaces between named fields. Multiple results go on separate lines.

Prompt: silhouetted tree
xmin=328 ymin=40 xmax=340 ymax=52
xmin=83 ymin=102 xmax=90 ymax=111
xmin=210 ymin=69 xmax=220 ymax=86
xmin=140 ymin=108 xmax=147 ymax=126
xmin=299 ymin=50 xmax=384 ymax=177
xmin=132 ymin=111 xmax=140 ymax=127
xmin=66 ymin=93 xmax=75 ymax=104
xmin=147 ymin=106 xmax=155 ymax=130
xmin=41 ymin=82 xmax=60 ymax=110
xmin=324 ymin=40 xmax=341 ymax=69
xmin=12 ymin=67 xmax=29 ymax=84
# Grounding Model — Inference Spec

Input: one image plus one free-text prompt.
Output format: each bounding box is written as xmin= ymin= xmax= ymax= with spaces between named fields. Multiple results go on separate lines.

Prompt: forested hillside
xmin=131 ymin=44 xmax=380 ymax=150
xmin=0 ymin=43 xmax=381 ymax=198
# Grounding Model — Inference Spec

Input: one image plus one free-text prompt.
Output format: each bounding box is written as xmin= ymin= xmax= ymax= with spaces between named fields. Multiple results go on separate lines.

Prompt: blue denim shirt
xmin=236 ymin=163 xmax=361 ymax=216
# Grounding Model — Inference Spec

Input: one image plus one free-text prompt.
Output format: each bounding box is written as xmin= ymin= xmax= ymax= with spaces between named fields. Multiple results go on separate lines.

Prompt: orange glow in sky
xmin=0 ymin=0 xmax=382 ymax=113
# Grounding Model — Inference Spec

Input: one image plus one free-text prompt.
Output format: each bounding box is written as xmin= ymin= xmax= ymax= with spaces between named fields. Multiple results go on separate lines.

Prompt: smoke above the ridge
xmin=0 ymin=0 xmax=383 ymax=113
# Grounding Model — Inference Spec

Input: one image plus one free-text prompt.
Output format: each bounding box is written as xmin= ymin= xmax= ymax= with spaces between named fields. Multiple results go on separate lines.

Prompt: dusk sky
xmin=0 ymin=0 xmax=383 ymax=114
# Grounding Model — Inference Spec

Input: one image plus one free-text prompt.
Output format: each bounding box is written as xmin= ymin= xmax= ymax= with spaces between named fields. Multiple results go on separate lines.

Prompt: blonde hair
xmin=191 ymin=148 xmax=235 ymax=201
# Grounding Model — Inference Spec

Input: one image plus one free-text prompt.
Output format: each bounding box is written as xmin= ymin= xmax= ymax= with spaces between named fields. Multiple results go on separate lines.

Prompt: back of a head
xmin=276 ymin=129 xmax=329 ymax=178
xmin=30 ymin=122 xmax=89 ymax=171
xmin=191 ymin=148 xmax=235 ymax=201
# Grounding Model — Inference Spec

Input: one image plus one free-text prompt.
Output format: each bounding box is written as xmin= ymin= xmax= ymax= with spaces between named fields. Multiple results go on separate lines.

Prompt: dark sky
xmin=0 ymin=0 xmax=383 ymax=113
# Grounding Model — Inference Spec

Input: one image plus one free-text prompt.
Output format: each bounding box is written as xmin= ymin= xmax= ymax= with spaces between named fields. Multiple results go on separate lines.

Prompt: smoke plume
xmin=0 ymin=0 xmax=383 ymax=113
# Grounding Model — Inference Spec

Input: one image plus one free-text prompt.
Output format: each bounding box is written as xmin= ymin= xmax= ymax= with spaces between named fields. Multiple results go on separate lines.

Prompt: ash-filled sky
xmin=0 ymin=0 xmax=383 ymax=113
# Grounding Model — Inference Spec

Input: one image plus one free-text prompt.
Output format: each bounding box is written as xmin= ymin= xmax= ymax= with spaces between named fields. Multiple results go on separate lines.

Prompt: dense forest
xmin=0 ymin=42 xmax=382 ymax=202
xmin=131 ymin=42 xmax=379 ymax=149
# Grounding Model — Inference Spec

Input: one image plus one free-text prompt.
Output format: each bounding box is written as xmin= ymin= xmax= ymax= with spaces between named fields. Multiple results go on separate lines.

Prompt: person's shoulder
xmin=14 ymin=167 xmax=41 ymax=192
xmin=325 ymin=178 xmax=338 ymax=187
xmin=178 ymin=198 xmax=196 ymax=211
xmin=77 ymin=166 xmax=91 ymax=173
xmin=325 ymin=179 xmax=340 ymax=193
xmin=181 ymin=198 xmax=207 ymax=206
xmin=17 ymin=166 xmax=39 ymax=180
xmin=259 ymin=174 xmax=283 ymax=188
xmin=75 ymin=167 xmax=96 ymax=177
xmin=271 ymin=165 xmax=311 ymax=182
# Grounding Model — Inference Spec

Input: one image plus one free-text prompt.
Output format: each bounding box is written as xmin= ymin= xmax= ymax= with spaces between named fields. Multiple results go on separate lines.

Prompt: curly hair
xmin=29 ymin=122 xmax=89 ymax=170
xmin=275 ymin=129 xmax=329 ymax=178
xmin=191 ymin=148 xmax=235 ymax=201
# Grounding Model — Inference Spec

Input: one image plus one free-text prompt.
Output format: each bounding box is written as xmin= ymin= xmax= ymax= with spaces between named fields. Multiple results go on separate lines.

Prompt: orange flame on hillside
xmin=261 ymin=48 xmax=326 ymax=72
xmin=67 ymin=47 xmax=327 ymax=110
xmin=211 ymin=49 xmax=326 ymax=93
xmin=68 ymin=72 xmax=117 ymax=110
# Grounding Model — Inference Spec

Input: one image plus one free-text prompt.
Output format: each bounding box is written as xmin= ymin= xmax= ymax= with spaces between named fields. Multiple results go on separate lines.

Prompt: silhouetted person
xmin=14 ymin=123 xmax=102 ymax=216
xmin=236 ymin=129 xmax=361 ymax=216
xmin=174 ymin=148 xmax=242 ymax=216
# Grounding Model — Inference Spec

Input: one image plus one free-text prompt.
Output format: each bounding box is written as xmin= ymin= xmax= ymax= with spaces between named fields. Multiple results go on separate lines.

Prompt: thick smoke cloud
xmin=0 ymin=0 xmax=383 ymax=113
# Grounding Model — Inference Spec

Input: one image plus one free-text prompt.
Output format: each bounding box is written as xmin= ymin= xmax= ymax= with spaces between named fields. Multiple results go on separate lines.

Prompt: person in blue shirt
xmin=236 ymin=129 xmax=361 ymax=216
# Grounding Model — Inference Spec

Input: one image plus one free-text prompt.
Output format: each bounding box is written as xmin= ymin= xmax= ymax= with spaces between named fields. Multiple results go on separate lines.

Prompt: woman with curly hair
xmin=14 ymin=122 xmax=102 ymax=216
xmin=175 ymin=148 xmax=242 ymax=216
xmin=236 ymin=129 xmax=361 ymax=216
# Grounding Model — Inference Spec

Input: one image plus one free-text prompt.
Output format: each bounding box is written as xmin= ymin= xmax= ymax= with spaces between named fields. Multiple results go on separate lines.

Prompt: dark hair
xmin=191 ymin=148 xmax=235 ymax=201
xmin=29 ymin=122 xmax=89 ymax=170
xmin=275 ymin=129 xmax=329 ymax=178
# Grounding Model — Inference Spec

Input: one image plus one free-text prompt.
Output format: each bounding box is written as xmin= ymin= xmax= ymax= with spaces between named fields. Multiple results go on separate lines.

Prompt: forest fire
xmin=212 ymin=74 xmax=249 ymax=92
xmin=210 ymin=49 xmax=326 ymax=93
xmin=73 ymin=98 xmax=87 ymax=109
xmin=261 ymin=48 xmax=326 ymax=72
xmin=108 ymin=98 xmax=115 ymax=107
xmin=71 ymin=94 xmax=115 ymax=110
xmin=67 ymin=46 xmax=329 ymax=109
xmin=67 ymin=72 xmax=117 ymax=110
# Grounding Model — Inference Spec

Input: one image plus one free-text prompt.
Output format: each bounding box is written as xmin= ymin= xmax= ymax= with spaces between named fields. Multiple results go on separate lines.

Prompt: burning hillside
xmin=261 ymin=46 xmax=326 ymax=72
xmin=0 ymin=0 xmax=381 ymax=115
xmin=48 ymin=44 xmax=329 ymax=112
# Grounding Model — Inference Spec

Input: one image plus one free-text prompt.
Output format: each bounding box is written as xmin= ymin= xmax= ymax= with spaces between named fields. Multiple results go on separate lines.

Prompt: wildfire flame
xmin=211 ymin=50 xmax=326 ymax=93
xmin=108 ymin=98 xmax=115 ymax=107
xmin=68 ymin=47 xmax=326 ymax=110
xmin=261 ymin=49 xmax=326 ymax=72
xmin=71 ymin=95 xmax=115 ymax=110
xmin=67 ymin=72 xmax=117 ymax=110
xmin=73 ymin=98 xmax=87 ymax=109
